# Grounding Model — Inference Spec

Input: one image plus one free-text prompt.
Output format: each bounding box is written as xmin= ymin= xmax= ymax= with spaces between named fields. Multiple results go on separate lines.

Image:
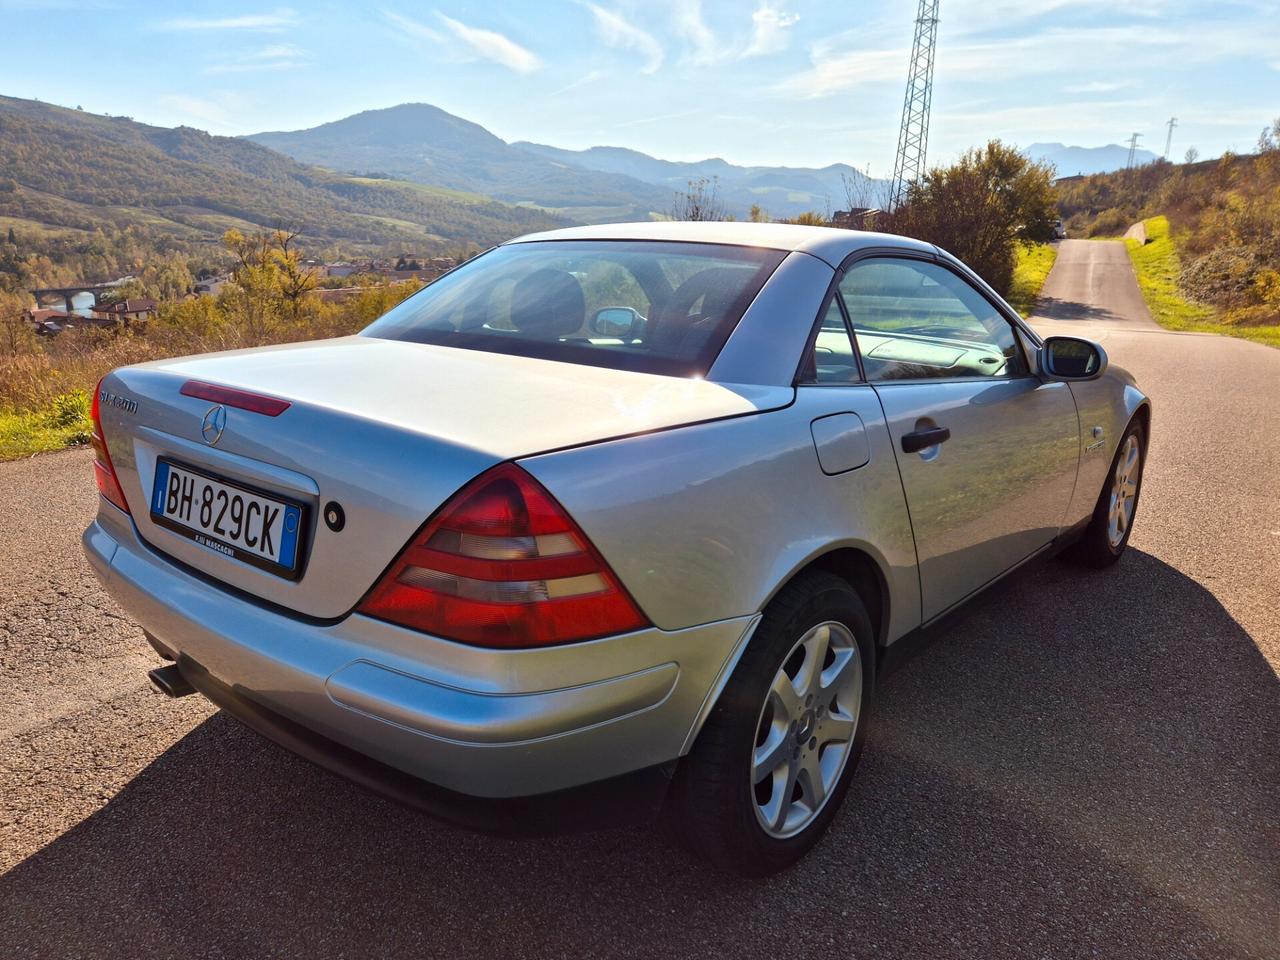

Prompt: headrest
xmin=510 ymin=269 xmax=585 ymax=338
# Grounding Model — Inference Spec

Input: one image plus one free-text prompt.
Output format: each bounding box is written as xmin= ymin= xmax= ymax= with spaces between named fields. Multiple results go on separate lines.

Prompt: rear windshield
xmin=361 ymin=240 xmax=786 ymax=377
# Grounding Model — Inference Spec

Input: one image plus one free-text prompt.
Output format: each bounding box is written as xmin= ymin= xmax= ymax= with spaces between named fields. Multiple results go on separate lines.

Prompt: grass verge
xmin=1126 ymin=216 xmax=1280 ymax=349
xmin=1008 ymin=243 xmax=1058 ymax=317
xmin=0 ymin=391 xmax=93 ymax=460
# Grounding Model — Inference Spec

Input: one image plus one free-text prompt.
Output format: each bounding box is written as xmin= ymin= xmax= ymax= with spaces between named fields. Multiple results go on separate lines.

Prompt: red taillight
xmin=180 ymin=380 xmax=290 ymax=417
xmin=358 ymin=464 xmax=649 ymax=648
xmin=91 ymin=378 xmax=130 ymax=514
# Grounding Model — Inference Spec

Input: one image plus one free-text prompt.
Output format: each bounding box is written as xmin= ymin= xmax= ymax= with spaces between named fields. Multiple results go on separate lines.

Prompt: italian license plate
xmin=150 ymin=458 xmax=306 ymax=578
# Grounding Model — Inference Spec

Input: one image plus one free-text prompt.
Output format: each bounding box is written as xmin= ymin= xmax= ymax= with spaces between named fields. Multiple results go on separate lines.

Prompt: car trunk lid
xmin=97 ymin=336 xmax=790 ymax=618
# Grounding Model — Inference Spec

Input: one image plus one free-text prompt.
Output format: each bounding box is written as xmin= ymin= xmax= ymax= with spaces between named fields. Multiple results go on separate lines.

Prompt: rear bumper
xmin=84 ymin=509 xmax=756 ymax=801
xmin=171 ymin=651 xmax=674 ymax=835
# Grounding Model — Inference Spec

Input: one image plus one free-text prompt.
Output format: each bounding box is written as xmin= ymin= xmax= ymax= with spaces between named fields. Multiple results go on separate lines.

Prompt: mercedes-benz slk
xmin=83 ymin=222 xmax=1149 ymax=875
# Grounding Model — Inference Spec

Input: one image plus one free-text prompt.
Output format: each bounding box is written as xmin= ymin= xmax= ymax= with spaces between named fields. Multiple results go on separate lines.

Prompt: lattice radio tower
xmin=889 ymin=0 xmax=941 ymax=211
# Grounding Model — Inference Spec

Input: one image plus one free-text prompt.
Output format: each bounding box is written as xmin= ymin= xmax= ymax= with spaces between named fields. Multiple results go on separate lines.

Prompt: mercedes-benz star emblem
xmin=200 ymin=404 xmax=227 ymax=446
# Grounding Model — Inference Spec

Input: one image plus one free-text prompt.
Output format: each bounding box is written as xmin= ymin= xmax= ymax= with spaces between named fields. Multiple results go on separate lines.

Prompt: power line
xmin=889 ymin=0 xmax=941 ymax=211
xmin=1125 ymin=132 xmax=1144 ymax=171
xmin=1163 ymin=118 xmax=1178 ymax=160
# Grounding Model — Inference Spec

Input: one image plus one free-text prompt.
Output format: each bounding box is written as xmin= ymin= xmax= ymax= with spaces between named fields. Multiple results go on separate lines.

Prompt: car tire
xmin=1067 ymin=418 xmax=1146 ymax=569
xmin=666 ymin=571 xmax=875 ymax=877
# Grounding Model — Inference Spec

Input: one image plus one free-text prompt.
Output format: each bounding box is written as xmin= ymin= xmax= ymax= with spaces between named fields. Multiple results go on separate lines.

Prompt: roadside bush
xmin=1087 ymin=207 xmax=1131 ymax=238
xmin=879 ymin=140 xmax=1058 ymax=296
xmin=1180 ymin=247 xmax=1264 ymax=309
xmin=48 ymin=390 xmax=89 ymax=428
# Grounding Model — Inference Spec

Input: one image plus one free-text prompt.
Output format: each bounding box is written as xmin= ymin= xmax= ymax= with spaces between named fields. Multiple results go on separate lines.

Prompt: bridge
xmin=30 ymin=282 xmax=126 ymax=313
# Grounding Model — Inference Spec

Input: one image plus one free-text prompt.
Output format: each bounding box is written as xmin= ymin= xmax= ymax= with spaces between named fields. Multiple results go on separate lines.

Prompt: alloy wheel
xmin=750 ymin=621 xmax=863 ymax=839
xmin=1107 ymin=434 xmax=1141 ymax=548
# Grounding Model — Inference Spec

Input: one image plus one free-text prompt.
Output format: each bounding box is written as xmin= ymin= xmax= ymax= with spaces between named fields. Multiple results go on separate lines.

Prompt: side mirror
xmin=589 ymin=307 xmax=641 ymax=339
xmin=1041 ymin=336 xmax=1108 ymax=381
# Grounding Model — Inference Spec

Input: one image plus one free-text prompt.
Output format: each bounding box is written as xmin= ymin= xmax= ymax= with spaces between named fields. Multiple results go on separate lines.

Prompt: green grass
xmin=1008 ymin=242 xmax=1058 ymax=316
xmin=0 ymin=392 xmax=93 ymax=460
xmin=1126 ymin=216 xmax=1280 ymax=349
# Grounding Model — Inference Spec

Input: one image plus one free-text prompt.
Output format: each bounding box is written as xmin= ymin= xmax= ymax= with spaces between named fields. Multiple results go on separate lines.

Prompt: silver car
xmin=83 ymin=222 xmax=1150 ymax=875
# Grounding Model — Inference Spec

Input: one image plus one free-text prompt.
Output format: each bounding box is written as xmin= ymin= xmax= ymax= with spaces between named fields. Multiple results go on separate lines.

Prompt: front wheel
xmin=666 ymin=571 xmax=874 ymax=876
xmin=1068 ymin=419 xmax=1146 ymax=568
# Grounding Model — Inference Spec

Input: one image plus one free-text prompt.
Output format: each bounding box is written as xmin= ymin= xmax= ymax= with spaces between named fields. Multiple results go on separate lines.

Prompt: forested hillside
xmin=0 ymin=95 xmax=562 ymax=271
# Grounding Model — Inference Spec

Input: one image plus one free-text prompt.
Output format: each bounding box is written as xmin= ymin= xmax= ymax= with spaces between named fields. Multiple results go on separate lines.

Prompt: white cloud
xmin=1064 ymin=81 xmax=1125 ymax=94
xmin=778 ymin=22 xmax=1277 ymax=99
xmin=158 ymin=8 xmax=297 ymax=31
xmin=672 ymin=1 xmax=719 ymax=64
xmin=615 ymin=109 xmax=700 ymax=129
xmin=434 ymin=12 xmax=542 ymax=74
xmin=382 ymin=10 xmax=446 ymax=44
xmin=551 ymin=70 xmax=605 ymax=96
xmin=385 ymin=10 xmax=541 ymax=73
xmin=742 ymin=3 xmax=798 ymax=58
xmin=205 ymin=43 xmax=309 ymax=75
xmin=774 ymin=46 xmax=904 ymax=98
xmin=580 ymin=3 xmax=664 ymax=74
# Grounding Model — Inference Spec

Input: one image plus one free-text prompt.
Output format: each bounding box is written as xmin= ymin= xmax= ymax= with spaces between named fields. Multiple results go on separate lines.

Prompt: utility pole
xmin=889 ymin=0 xmax=941 ymax=211
xmin=1163 ymin=117 xmax=1177 ymax=160
xmin=1125 ymin=132 xmax=1143 ymax=171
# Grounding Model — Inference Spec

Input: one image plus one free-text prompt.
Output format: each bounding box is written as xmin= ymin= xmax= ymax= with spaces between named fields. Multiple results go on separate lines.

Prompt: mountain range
xmin=1026 ymin=142 xmax=1160 ymax=178
xmin=248 ymin=103 xmax=887 ymax=221
xmin=0 ymin=95 xmax=563 ymax=252
xmin=1 ymin=93 xmax=1166 ymax=260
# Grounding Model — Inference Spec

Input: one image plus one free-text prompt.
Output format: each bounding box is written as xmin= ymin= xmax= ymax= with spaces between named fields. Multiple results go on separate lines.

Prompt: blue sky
xmin=0 ymin=1 xmax=1275 ymax=174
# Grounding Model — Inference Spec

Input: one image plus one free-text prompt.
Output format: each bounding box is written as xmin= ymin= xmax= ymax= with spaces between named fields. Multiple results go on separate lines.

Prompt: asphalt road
xmin=2 ymin=239 xmax=1277 ymax=959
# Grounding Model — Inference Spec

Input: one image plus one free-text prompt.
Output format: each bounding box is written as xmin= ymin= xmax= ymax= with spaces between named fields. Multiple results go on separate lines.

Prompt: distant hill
xmin=247 ymin=102 xmax=886 ymax=221
xmin=0 ymin=95 xmax=563 ymax=251
xmin=513 ymin=142 xmax=889 ymax=218
xmin=248 ymin=104 xmax=672 ymax=222
xmin=1027 ymin=142 xmax=1159 ymax=178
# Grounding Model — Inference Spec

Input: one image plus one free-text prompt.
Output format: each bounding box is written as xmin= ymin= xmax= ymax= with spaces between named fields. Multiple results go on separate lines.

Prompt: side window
xmin=839 ymin=259 xmax=1028 ymax=381
xmin=803 ymin=297 xmax=861 ymax=383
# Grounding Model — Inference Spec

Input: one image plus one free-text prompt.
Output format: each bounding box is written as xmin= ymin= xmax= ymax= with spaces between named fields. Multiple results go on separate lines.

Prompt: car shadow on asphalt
xmin=1 ymin=550 xmax=1276 ymax=960
xmin=1032 ymin=296 xmax=1123 ymax=324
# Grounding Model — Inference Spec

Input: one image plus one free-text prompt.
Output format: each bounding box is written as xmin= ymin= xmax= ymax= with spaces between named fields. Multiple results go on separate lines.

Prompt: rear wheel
xmin=667 ymin=571 xmax=874 ymax=876
xmin=1068 ymin=419 xmax=1145 ymax=568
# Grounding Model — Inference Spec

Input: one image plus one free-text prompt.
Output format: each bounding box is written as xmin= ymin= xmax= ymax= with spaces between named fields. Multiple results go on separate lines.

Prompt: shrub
xmin=48 ymin=390 xmax=90 ymax=428
xmin=1087 ymin=207 xmax=1131 ymax=238
xmin=879 ymin=141 xmax=1058 ymax=296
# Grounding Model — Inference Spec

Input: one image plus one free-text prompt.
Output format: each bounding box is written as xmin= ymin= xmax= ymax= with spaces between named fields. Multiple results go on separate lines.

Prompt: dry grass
xmin=0 ymin=282 xmax=421 ymax=460
xmin=1 ymin=335 xmax=167 ymax=412
xmin=1127 ymin=217 xmax=1280 ymax=350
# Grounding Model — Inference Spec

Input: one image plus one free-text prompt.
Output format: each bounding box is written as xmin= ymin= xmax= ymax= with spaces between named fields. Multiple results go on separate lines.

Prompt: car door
xmin=838 ymin=256 xmax=1079 ymax=621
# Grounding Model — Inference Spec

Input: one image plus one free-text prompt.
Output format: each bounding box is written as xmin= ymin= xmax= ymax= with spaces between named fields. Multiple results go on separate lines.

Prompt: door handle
xmin=901 ymin=426 xmax=951 ymax=453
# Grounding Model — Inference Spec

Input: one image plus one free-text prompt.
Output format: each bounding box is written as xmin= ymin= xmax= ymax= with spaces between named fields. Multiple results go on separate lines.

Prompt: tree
xmin=271 ymin=226 xmax=316 ymax=321
xmin=670 ymin=177 xmax=726 ymax=221
xmin=0 ymin=289 xmax=36 ymax=356
xmin=1184 ymin=146 xmax=1200 ymax=165
xmin=879 ymin=140 xmax=1058 ymax=296
xmin=6 ymin=227 xmax=15 ymax=246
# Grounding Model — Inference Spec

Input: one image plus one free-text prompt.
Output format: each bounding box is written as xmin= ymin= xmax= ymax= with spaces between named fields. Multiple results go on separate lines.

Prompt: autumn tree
xmin=880 ymin=140 xmax=1058 ymax=296
xmin=272 ymin=227 xmax=317 ymax=321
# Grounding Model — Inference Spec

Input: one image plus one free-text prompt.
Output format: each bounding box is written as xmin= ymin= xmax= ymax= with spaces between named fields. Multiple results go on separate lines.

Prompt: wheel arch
xmin=680 ymin=544 xmax=892 ymax=756
xmin=1130 ymin=400 xmax=1152 ymax=446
